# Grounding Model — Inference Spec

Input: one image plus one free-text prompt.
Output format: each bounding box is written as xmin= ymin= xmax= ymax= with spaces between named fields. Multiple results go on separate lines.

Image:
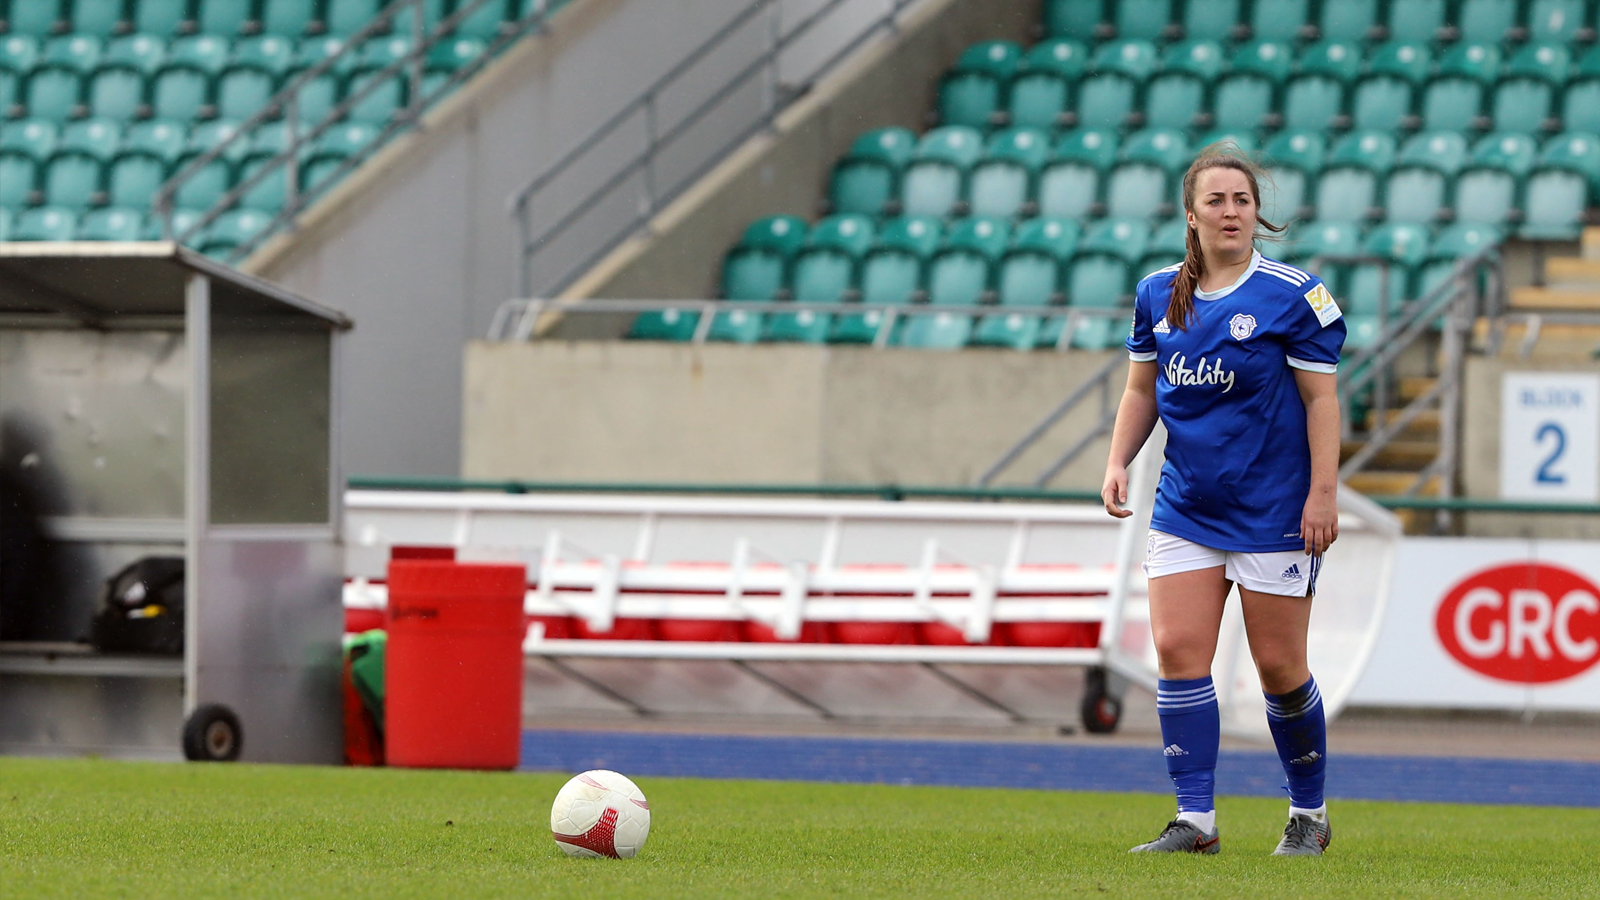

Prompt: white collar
xmin=1194 ymin=250 xmax=1260 ymax=302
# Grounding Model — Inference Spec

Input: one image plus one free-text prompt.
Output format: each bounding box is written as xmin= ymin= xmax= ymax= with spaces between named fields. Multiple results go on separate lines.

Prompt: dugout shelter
xmin=0 ymin=242 xmax=348 ymax=763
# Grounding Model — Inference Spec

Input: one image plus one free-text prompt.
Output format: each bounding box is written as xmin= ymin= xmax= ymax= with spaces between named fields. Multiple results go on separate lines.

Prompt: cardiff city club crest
xmin=1229 ymin=313 xmax=1257 ymax=341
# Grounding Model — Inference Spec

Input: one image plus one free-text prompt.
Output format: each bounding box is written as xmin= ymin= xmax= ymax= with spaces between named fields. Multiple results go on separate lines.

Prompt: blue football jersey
xmin=1126 ymin=252 xmax=1347 ymax=552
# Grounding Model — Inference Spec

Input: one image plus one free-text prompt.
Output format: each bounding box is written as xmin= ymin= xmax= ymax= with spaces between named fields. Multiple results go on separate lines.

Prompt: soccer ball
xmin=549 ymin=769 xmax=651 ymax=859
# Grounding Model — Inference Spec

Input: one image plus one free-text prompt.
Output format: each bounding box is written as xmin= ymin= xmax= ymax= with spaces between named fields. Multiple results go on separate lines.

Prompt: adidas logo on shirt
xmin=1153 ymin=317 xmax=1171 ymax=334
xmin=1163 ymin=744 xmax=1188 ymax=757
xmin=1281 ymin=564 xmax=1302 ymax=581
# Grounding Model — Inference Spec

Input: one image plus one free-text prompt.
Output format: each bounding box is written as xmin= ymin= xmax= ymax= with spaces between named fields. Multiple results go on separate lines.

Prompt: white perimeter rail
xmin=343 ymin=439 xmax=1401 ymax=735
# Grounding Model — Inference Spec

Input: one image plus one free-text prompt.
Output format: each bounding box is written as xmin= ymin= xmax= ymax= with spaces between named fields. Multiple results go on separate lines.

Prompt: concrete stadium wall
xmin=464 ymin=342 xmax=1121 ymax=489
xmin=249 ymin=0 xmax=960 ymax=477
xmin=564 ymin=0 xmax=1041 ymax=303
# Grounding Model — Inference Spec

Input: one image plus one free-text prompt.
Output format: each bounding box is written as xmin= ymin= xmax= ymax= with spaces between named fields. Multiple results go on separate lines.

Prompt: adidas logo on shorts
xmin=1281 ymin=563 xmax=1302 ymax=581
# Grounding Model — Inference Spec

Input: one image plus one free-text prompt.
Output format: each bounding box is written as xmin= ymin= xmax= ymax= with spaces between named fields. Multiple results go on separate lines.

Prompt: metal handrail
xmin=156 ymin=0 xmax=560 ymax=263
xmin=507 ymin=0 xmax=922 ymax=299
xmin=486 ymin=296 xmax=1132 ymax=348
xmin=975 ymin=353 xmax=1126 ymax=488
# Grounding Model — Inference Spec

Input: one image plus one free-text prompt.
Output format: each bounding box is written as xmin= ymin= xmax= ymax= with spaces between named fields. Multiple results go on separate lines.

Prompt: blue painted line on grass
xmin=519 ymin=730 xmax=1600 ymax=809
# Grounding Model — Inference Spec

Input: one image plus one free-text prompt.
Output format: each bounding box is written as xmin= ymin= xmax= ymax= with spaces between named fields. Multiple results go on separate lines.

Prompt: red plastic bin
xmin=385 ymin=560 xmax=525 ymax=770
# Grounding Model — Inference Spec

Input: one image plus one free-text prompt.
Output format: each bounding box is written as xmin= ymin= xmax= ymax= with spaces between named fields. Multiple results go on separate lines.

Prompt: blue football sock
xmin=1264 ymin=676 xmax=1327 ymax=809
xmin=1157 ymin=676 xmax=1220 ymax=813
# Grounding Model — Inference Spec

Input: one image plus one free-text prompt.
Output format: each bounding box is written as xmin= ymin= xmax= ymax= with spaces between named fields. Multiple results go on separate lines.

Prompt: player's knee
xmin=1153 ymin=635 xmax=1212 ymax=678
xmin=1254 ymin=654 xmax=1307 ymax=693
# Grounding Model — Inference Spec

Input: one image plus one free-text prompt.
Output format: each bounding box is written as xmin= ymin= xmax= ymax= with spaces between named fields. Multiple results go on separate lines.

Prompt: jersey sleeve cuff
xmin=1287 ymin=356 xmax=1337 ymax=374
xmin=1128 ymin=350 xmax=1157 ymax=362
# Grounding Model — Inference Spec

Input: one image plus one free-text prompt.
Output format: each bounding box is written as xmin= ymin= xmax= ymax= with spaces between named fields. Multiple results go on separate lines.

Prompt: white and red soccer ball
xmin=550 ymin=770 xmax=651 ymax=859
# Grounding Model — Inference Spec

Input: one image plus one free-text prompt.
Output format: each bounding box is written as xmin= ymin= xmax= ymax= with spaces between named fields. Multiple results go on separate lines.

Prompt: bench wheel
xmin=183 ymin=704 xmax=243 ymax=762
xmin=1080 ymin=667 xmax=1122 ymax=734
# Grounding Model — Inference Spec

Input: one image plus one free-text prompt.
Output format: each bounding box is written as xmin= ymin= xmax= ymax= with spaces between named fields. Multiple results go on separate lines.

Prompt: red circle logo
xmin=1435 ymin=563 xmax=1600 ymax=684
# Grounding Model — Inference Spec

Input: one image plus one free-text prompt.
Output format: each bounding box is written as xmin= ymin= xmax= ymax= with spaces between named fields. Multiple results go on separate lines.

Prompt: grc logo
xmin=1435 ymin=563 xmax=1600 ymax=684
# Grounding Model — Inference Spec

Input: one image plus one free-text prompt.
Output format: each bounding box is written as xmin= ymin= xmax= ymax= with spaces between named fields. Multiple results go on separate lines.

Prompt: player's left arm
xmin=1294 ymin=369 xmax=1340 ymax=556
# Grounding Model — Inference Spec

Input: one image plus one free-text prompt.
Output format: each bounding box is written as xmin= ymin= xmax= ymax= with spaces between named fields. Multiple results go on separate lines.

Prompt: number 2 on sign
xmin=1536 ymin=422 xmax=1567 ymax=484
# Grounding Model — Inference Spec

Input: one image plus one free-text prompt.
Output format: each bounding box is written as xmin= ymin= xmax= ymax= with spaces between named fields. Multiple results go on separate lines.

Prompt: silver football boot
xmin=1129 ymin=819 xmax=1221 ymax=854
xmin=1272 ymin=813 xmax=1332 ymax=856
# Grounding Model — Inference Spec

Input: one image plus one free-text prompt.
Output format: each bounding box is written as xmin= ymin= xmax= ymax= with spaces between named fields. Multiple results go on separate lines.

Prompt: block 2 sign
xmin=1500 ymin=372 xmax=1600 ymax=502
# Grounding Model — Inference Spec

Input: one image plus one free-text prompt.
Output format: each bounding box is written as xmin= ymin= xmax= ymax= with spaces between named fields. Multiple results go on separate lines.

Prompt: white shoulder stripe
xmin=1259 ymin=263 xmax=1310 ymax=286
xmin=1129 ymin=350 xmax=1158 ymax=362
xmin=1146 ymin=263 xmax=1183 ymax=279
xmin=1287 ymin=356 xmax=1338 ymax=374
xmin=1259 ymin=260 xmax=1311 ymax=282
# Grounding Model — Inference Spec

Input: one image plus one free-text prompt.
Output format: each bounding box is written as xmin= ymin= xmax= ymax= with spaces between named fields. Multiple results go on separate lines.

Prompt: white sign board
xmin=1500 ymin=372 xmax=1599 ymax=502
xmin=1350 ymin=538 xmax=1600 ymax=713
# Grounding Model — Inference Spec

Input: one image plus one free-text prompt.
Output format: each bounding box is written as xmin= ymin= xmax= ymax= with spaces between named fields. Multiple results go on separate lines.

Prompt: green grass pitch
xmin=0 ymin=757 xmax=1596 ymax=898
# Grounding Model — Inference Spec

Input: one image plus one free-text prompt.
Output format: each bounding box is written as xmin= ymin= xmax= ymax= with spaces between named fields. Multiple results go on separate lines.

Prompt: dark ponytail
xmin=1167 ymin=143 xmax=1286 ymax=331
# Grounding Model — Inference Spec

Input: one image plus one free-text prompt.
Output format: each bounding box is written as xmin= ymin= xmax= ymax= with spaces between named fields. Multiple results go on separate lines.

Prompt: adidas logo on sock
xmin=1290 ymin=751 xmax=1322 ymax=765
xmin=1163 ymin=744 xmax=1188 ymax=757
xmin=1153 ymin=317 xmax=1171 ymax=334
xmin=1281 ymin=563 xmax=1302 ymax=581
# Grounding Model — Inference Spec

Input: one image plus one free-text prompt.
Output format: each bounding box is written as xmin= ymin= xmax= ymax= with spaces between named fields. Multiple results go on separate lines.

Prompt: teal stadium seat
xmin=1318 ymin=0 xmax=1379 ymax=43
xmin=390 ymin=0 xmax=447 ymax=39
xmin=1043 ymin=0 xmax=1105 ymax=41
xmin=0 ymin=68 xmax=17 ymax=114
xmin=1493 ymin=43 xmax=1569 ymax=135
xmin=974 ymin=218 xmax=1080 ymax=349
xmin=1288 ymin=219 xmax=1363 ymax=263
xmin=88 ymin=65 xmax=146 ymax=121
xmin=1458 ymin=0 xmax=1518 ymax=43
xmin=1147 ymin=217 xmax=1188 ymax=258
xmin=718 ymin=216 xmax=803 ymax=305
xmin=455 ymin=0 xmax=514 ymax=40
xmin=1367 ymin=42 xmax=1432 ymax=87
xmin=1298 ymin=42 xmax=1363 ymax=86
xmin=26 ymin=66 xmax=85 ymax=120
xmin=1351 ymin=75 xmax=1415 ymax=132
xmin=968 ymin=127 xmax=1048 ymax=218
xmin=1106 ymin=128 xmax=1186 ymax=219
xmin=312 ymin=120 xmax=378 ymax=157
xmin=1181 ymin=0 xmax=1244 ymax=43
xmin=1037 ymin=129 xmax=1117 ymax=219
xmin=828 ymin=127 xmax=915 ymax=217
xmin=1209 ymin=71 xmax=1275 ymax=133
xmin=135 ymin=0 xmax=194 ymax=36
xmin=1079 ymin=217 xmax=1148 ymax=264
xmin=1073 ymin=70 xmax=1137 ymax=130
xmin=12 ymin=207 xmax=79 ymax=242
xmin=298 ymin=36 xmax=361 ymax=76
xmin=1195 ymin=129 xmax=1256 ymax=153
xmin=44 ymin=35 xmax=106 ymax=74
xmin=189 ymin=119 xmax=252 ymax=161
xmin=1527 ymin=0 xmax=1590 ymax=43
xmin=170 ymin=35 xmax=233 ymax=76
xmin=1057 ymin=253 xmax=1131 ymax=348
xmin=1343 ymin=223 xmax=1429 ymax=322
xmin=1384 ymin=132 xmax=1469 ymax=224
xmin=1314 ymin=131 xmax=1395 ymax=222
xmin=151 ymin=64 xmax=212 ymax=120
xmin=1282 ymin=74 xmax=1346 ymax=132
xmin=108 ymin=150 xmax=169 ymax=207
xmin=835 ymin=217 xmax=941 ymax=343
xmin=1387 ymin=0 xmax=1447 ymax=43
xmin=938 ymin=67 xmax=1003 ymax=130
xmin=202 ymin=209 xmax=278 ymax=260
xmin=8 ymin=1 xmax=61 ymax=37
xmin=0 ymin=151 xmax=38 ymax=206
xmin=263 ymin=0 xmax=322 ymax=37
xmin=627 ymin=306 xmax=700 ymax=341
xmin=171 ymin=151 xmax=235 ymax=209
xmin=327 ymin=0 xmax=383 ymax=38
xmin=105 ymin=34 xmax=169 ymax=76
xmin=125 ymin=118 xmax=188 ymax=163
xmin=900 ymin=126 xmax=982 ymax=217
xmin=1006 ymin=39 xmax=1086 ymax=130
xmin=1142 ymin=70 xmax=1205 ymax=131
xmin=44 ymin=150 xmax=103 ymax=208
xmin=1422 ymin=224 xmax=1503 ymax=296
xmin=1090 ymin=39 xmax=1158 ymax=81
xmin=77 ymin=206 xmax=146 ymax=241
xmin=217 ymin=65 xmax=278 ymax=120
xmin=284 ymin=67 xmax=342 ymax=121
xmin=1260 ymin=130 xmax=1324 ymax=222
xmin=768 ymin=214 xmax=876 ymax=342
xmin=1 ymin=118 xmax=59 ymax=160
xmin=0 ymin=209 xmax=11 ymax=240
xmin=199 ymin=0 xmax=256 ymax=36
xmin=1522 ymin=133 xmax=1600 ymax=240
xmin=239 ymin=152 xmax=292 ymax=211
xmin=1454 ymin=133 xmax=1537 ymax=225
xmin=60 ymin=118 xmax=122 ymax=160
xmin=74 ymin=0 xmax=130 ymax=36
xmin=0 ymin=34 xmax=40 ymax=73
xmin=236 ymin=35 xmax=300 ymax=76
xmin=926 ymin=217 xmax=1008 ymax=306
xmin=428 ymin=36 xmax=488 ymax=74
xmin=1114 ymin=0 xmax=1172 ymax=42
xmin=1162 ymin=40 xmax=1225 ymax=81
xmin=347 ymin=67 xmax=405 ymax=123
xmin=1250 ymin=0 xmax=1309 ymax=43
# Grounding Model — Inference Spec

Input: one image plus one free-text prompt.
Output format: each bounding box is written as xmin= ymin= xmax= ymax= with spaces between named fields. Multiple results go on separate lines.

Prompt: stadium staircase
xmin=0 ymin=0 xmax=562 ymax=260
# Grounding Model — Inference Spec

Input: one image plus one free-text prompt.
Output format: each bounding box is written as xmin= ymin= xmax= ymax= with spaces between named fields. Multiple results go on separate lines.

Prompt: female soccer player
xmin=1102 ymin=146 xmax=1345 ymax=856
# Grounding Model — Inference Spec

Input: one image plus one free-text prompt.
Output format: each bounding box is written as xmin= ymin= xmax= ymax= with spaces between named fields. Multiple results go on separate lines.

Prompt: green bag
xmin=347 ymin=629 xmax=386 ymax=729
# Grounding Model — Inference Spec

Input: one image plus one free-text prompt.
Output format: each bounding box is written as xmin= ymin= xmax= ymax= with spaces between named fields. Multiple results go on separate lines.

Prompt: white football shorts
xmin=1143 ymin=531 xmax=1322 ymax=597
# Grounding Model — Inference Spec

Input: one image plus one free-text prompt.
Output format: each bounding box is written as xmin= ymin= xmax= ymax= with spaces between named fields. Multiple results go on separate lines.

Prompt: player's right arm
xmin=1104 ymin=280 xmax=1162 ymax=518
xmin=1102 ymin=362 xmax=1158 ymax=518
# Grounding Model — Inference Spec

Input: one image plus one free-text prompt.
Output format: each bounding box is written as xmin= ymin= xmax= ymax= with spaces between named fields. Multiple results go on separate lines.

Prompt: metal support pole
xmin=285 ymin=92 xmax=301 ymax=215
xmin=410 ymin=0 xmax=425 ymax=114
